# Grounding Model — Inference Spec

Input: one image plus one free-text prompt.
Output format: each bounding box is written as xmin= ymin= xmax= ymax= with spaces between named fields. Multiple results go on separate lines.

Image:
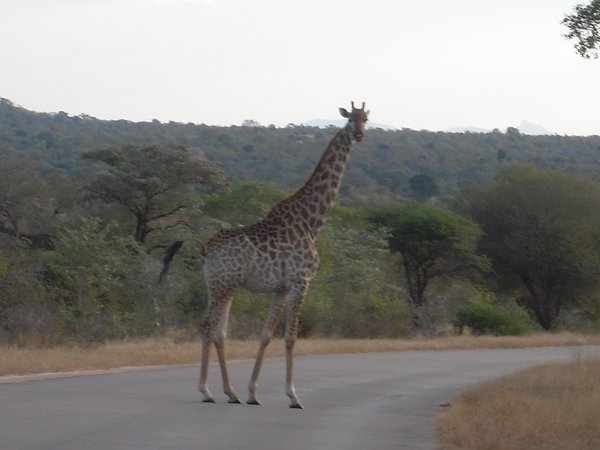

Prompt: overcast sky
xmin=2 ymin=0 xmax=599 ymax=135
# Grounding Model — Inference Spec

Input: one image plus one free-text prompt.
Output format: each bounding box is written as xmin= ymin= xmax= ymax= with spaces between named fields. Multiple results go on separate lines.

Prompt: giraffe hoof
xmin=228 ymin=398 xmax=242 ymax=404
xmin=246 ymin=399 xmax=262 ymax=406
xmin=202 ymin=398 xmax=216 ymax=404
xmin=289 ymin=403 xmax=304 ymax=410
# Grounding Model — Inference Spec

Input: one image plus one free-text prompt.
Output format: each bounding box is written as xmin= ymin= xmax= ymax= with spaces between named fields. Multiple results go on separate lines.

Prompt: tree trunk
xmin=134 ymin=214 xmax=149 ymax=243
xmin=521 ymin=274 xmax=556 ymax=330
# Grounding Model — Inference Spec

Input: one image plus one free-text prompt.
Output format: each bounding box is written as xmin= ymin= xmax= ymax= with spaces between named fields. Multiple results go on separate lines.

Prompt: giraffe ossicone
xmin=199 ymin=102 xmax=369 ymax=408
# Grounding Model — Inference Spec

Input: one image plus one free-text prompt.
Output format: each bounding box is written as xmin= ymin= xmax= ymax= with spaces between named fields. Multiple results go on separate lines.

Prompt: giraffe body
xmin=203 ymin=220 xmax=319 ymax=295
xmin=199 ymin=103 xmax=369 ymax=408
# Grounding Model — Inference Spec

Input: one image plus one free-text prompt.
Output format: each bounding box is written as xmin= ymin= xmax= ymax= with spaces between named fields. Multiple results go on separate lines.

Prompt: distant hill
xmin=304 ymin=119 xmax=397 ymax=130
xmin=517 ymin=121 xmax=551 ymax=135
xmin=446 ymin=121 xmax=552 ymax=135
xmin=2 ymin=98 xmax=600 ymax=203
xmin=445 ymin=126 xmax=493 ymax=134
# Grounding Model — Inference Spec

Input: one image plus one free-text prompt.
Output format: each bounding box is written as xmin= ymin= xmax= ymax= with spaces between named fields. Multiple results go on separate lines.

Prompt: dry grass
xmin=437 ymin=358 xmax=600 ymax=450
xmin=1 ymin=332 xmax=600 ymax=379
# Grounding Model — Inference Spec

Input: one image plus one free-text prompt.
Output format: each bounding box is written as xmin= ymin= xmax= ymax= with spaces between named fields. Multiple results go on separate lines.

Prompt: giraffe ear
xmin=339 ymin=108 xmax=350 ymax=118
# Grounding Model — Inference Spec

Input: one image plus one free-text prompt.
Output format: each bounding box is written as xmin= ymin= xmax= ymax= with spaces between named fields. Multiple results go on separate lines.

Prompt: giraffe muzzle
xmin=354 ymin=132 xmax=364 ymax=142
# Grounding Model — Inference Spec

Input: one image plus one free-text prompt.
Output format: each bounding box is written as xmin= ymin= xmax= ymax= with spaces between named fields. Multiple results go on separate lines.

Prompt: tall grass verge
xmin=437 ymin=357 xmax=600 ymax=450
xmin=1 ymin=332 xmax=600 ymax=378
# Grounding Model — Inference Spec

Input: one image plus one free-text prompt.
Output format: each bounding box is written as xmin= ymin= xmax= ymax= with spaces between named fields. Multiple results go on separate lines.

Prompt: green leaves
xmin=304 ymin=206 xmax=408 ymax=337
xmin=48 ymin=218 xmax=135 ymax=294
xmin=202 ymin=181 xmax=285 ymax=227
xmin=43 ymin=218 xmax=150 ymax=339
xmin=563 ymin=0 xmax=600 ymax=59
xmin=370 ymin=202 xmax=480 ymax=258
xmin=455 ymin=302 xmax=532 ymax=336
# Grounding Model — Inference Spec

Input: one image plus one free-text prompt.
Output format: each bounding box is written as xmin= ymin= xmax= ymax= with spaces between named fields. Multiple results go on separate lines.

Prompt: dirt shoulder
xmin=2 ymin=333 xmax=600 ymax=381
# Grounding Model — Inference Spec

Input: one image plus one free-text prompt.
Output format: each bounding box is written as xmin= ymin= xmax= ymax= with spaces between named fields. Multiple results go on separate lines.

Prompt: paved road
xmin=2 ymin=346 xmax=599 ymax=450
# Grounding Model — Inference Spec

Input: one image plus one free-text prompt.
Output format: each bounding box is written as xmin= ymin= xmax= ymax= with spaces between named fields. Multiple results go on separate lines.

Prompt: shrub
xmin=454 ymin=302 xmax=531 ymax=336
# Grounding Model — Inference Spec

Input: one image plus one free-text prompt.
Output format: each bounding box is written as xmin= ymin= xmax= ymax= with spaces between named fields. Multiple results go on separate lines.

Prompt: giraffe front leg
xmin=247 ymin=291 xmax=288 ymax=405
xmin=284 ymin=283 xmax=308 ymax=409
xmin=285 ymin=341 xmax=302 ymax=409
xmin=199 ymin=329 xmax=215 ymax=403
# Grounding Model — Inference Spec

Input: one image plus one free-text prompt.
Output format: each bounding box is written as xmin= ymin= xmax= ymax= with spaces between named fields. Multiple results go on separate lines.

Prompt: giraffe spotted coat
xmin=199 ymin=102 xmax=369 ymax=409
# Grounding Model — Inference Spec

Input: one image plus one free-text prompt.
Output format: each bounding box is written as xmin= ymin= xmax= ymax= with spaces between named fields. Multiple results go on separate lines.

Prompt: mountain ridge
xmin=1 ymin=98 xmax=599 ymax=203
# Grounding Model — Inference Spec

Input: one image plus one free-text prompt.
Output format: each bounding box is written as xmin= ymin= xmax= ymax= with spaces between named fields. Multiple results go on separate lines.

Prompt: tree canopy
xmin=466 ymin=166 xmax=600 ymax=330
xmin=563 ymin=0 xmax=600 ymax=58
xmin=83 ymin=145 xmax=224 ymax=244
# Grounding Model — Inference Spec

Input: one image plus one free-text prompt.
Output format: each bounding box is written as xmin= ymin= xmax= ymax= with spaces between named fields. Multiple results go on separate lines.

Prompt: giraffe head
xmin=339 ymin=101 xmax=369 ymax=142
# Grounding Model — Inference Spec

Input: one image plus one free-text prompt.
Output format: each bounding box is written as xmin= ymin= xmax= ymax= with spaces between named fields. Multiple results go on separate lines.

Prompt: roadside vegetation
xmin=2 ymin=100 xmax=600 ymax=349
xmin=1 ymin=9 xmax=599 ymax=447
xmin=437 ymin=357 xmax=600 ymax=450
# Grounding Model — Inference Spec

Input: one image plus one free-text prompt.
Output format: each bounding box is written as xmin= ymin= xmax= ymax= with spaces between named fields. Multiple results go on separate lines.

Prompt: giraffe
xmin=199 ymin=102 xmax=369 ymax=409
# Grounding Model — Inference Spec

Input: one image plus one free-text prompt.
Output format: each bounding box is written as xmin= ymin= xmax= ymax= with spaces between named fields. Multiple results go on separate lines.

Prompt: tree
xmin=466 ymin=166 xmax=600 ymax=330
xmin=0 ymin=157 xmax=57 ymax=249
xmin=242 ymin=119 xmax=262 ymax=127
xmin=563 ymin=0 xmax=600 ymax=58
xmin=366 ymin=203 xmax=486 ymax=330
xmin=83 ymin=145 xmax=224 ymax=244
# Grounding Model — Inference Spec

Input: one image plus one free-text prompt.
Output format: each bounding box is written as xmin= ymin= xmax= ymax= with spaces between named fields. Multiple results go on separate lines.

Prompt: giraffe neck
xmin=268 ymin=124 xmax=354 ymax=238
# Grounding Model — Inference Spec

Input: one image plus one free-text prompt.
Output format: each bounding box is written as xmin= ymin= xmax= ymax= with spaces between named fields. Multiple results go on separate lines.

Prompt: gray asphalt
xmin=2 ymin=346 xmax=599 ymax=450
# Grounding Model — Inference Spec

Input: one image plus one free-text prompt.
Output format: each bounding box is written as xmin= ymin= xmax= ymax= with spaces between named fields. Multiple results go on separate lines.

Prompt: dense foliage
xmin=1 ymin=99 xmax=600 ymax=344
xmin=465 ymin=167 xmax=600 ymax=330
xmin=454 ymin=302 xmax=532 ymax=336
xmin=3 ymin=98 xmax=600 ymax=203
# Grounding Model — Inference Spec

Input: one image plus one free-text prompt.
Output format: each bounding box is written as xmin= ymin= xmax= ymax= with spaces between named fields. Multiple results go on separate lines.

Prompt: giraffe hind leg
xmin=199 ymin=291 xmax=238 ymax=404
xmin=213 ymin=300 xmax=241 ymax=403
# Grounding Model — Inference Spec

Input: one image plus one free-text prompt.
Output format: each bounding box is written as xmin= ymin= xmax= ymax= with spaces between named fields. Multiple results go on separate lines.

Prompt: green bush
xmin=454 ymin=302 xmax=531 ymax=336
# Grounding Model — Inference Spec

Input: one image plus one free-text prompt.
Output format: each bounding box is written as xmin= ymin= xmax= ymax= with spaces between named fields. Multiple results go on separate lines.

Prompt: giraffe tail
xmin=158 ymin=240 xmax=184 ymax=284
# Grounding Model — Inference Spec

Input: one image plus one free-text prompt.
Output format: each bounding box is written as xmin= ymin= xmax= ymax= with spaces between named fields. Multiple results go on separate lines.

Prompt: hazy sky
xmin=2 ymin=0 xmax=599 ymax=135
